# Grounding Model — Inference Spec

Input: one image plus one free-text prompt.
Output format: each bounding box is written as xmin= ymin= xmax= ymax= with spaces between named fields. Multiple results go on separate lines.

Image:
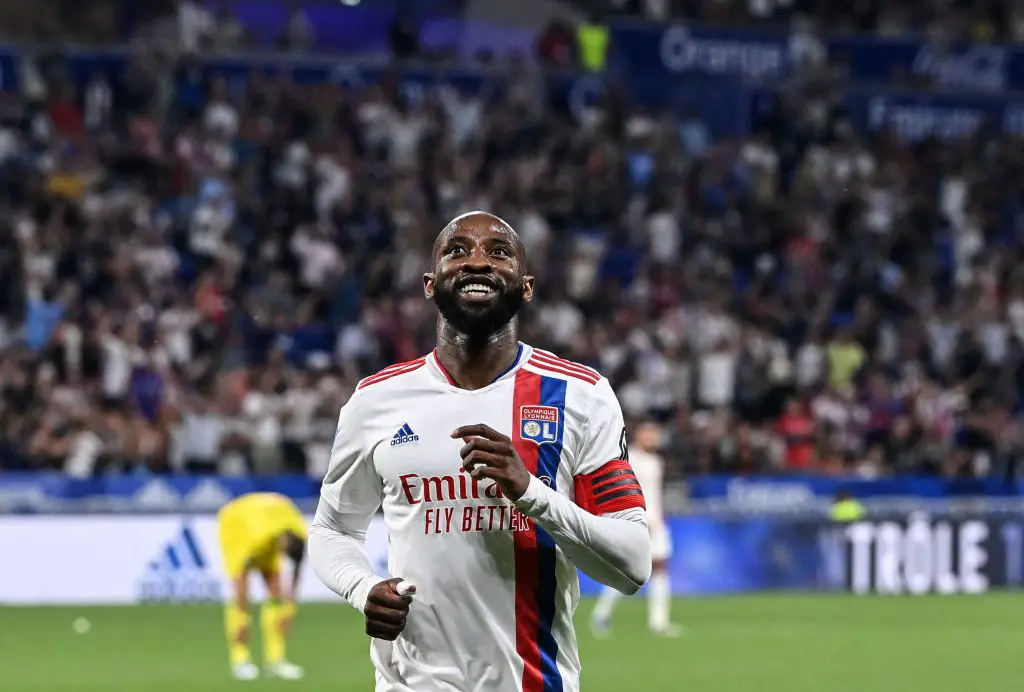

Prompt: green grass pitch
xmin=2 ymin=594 xmax=1020 ymax=691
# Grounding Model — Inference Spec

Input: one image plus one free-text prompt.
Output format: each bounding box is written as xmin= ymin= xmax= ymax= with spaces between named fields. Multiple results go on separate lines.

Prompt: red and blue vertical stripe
xmin=512 ymin=369 xmax=567 ymax=692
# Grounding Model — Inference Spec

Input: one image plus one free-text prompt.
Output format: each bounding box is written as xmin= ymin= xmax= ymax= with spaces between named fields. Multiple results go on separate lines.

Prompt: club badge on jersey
xmin=519 ymin=405 xmax=560 ymax=446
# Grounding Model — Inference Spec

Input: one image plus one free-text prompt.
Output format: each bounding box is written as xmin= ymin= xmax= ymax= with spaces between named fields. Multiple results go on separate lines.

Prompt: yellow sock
xmin=224 ymin=604 xmax=251 ymax=666
xmin=260 ymin=601 xmax=286 ymax=665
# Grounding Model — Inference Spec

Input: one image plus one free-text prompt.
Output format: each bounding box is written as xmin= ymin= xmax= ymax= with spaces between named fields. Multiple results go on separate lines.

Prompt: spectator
xmin=282 ymin=0 xmax=313 ymax=54
xmin=83 ymin=71 xmax=113 ymax=131
xmin=537 ymin=20 xmax=575 ymax=68
xmin=827 ymin=326 xmax=866 ymax=389
xmin=177 ymin=0 xmax=215 ymax=55
xmin=777 ymin=398 xmax=816 ymax=471
xmin=213 ymin=4 xmax=246 ymax=52
xmin=389 ymin=8 xmax=420 ymax=60
xmin=577 ymin=11 xmax=611 ymax=72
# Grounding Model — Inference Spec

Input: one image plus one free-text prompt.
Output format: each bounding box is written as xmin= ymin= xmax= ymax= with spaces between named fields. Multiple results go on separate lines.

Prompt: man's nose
xmin=459 ymin=247 xmax=492 ymax=270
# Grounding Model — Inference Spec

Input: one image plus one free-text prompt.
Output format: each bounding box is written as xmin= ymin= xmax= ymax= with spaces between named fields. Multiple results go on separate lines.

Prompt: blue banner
xmin=752 ymin=84 xmax=1024 ymax=141
xmin=580 ymin=516 xmax=833 ymax=596
xmin=610 ymin=22 xmax=1021 ymax=92
xmin=830 ymin=35 xmax=1011 ymax=93
xmin=1 ymin=473 xmax=1022 ymax=515
xmin=845 ymin=86 xmax=1024 ymax=142
xmin=577 ymin=512 xmax=1024 ymax=595
xmin=0 ymin=473 xmax=321 ymax=514
xmin=690 ymin=475 xmax=1022 ymax=508
xmin=612 ymin=23 xmax=794 ymax=81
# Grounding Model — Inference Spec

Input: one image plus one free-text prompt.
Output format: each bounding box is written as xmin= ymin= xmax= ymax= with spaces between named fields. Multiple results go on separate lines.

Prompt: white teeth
xmin=460 ymin=283 xmax=495 ymax=294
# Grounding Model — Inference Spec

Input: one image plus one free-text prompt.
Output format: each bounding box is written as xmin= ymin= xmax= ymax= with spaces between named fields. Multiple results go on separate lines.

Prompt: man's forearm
xmin=513 ymin=477 xmax=652 ymax=594
xmin=308 ymin=501 xmax=384 ymax=611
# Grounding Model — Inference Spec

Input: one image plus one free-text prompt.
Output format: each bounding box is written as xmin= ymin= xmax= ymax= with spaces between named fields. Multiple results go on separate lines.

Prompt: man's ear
xmin=522 ymin=275 xmax=535 ymax=303
xmin=423 ymin=273 xmax=436 ymax=299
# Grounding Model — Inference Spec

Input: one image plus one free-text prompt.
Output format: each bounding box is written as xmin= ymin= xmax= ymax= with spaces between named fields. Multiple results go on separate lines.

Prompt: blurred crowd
xmin=1 ymin=2 xmax=1024 ymax=483
xmin=10 ymin=0 xmax=1024 ymax=57
xmin=585 ymin=0 xmax=1024 ymax=42
xmin=0 ymin=0 xmax=412 ymax=56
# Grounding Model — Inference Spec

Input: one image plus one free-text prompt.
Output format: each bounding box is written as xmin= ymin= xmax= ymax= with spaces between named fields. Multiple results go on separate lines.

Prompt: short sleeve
xmin=572 ymin=379 xmax=646 ymax=515
xmin=319 ymin=394 xmax=384 ymax=516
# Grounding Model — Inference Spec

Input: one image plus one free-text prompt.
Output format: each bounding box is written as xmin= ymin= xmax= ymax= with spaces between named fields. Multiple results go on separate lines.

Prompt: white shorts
xmin=649 ymin=520 xmax=673 ymax=561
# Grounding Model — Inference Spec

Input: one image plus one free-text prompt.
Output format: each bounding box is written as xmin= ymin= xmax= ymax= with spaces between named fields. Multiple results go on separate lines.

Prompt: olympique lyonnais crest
xmin=519 ymin=405 xmax=560 ymax=446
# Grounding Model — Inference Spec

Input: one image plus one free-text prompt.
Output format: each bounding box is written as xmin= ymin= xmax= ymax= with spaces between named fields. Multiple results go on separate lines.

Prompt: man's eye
xmin=447 ymin=246 xmax=465 ymax=256
xmin=492 ymin=247 xmax=511 ymax=258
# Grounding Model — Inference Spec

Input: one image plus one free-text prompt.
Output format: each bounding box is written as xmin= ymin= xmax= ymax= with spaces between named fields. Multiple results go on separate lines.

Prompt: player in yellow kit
xmin=217 ymin=492 xmax=308 ymax=681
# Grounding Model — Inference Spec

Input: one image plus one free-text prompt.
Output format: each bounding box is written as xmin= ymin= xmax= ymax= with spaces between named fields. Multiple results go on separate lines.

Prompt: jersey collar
xmin=428 ymin=343 xmax=530 ymax=389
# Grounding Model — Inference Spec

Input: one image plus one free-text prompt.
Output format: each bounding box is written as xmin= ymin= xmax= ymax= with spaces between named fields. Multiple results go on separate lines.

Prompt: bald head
xmin=424 ymin=210 xmax=535 ymax=340
xmin=432 ymin=211 xmax=526 ymax=268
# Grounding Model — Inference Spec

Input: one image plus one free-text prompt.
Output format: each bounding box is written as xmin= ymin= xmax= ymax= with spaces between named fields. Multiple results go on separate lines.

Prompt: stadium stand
xmin=0 ymin=0 xmax=1023 ymax=493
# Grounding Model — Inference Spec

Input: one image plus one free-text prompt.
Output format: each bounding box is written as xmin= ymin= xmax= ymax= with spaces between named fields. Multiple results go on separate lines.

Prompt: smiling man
xmin=309 ymin=211 xmax=652 ymax=692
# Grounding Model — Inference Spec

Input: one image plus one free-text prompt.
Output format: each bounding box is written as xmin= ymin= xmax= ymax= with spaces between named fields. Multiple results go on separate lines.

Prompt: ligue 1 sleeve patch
xmin=519 ymin=405 xmax=560 ymax=446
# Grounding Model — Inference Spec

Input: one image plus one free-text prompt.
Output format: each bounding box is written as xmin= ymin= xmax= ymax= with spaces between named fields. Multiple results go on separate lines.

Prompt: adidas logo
xmin=390 ymin=423 xmax=420 ymax=447
xmin=138 ymin=524 xmax=221 ymax=602
xmin=148 ymin=524 xmax=208 ymax=572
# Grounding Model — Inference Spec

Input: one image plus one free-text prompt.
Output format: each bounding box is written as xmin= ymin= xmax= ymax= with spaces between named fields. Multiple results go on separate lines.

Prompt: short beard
xmin=433 ymin=281 xmax=526 ymax=340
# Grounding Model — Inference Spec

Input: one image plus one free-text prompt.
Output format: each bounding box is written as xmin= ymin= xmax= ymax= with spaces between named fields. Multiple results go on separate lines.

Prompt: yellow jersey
xmin=217 ymin=493 xmax=308 ymax=579
xmin=577 ymin=24 xmax=609 ymax=72
xmin=827 ymin=342 xmax=865 ymax=388
xmin=831 ymin=498 xmax=866 ymax=522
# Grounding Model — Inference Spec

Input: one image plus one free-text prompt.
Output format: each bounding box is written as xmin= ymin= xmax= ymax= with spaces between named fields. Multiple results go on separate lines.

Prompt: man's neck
xmin=435 ymin=321 xmax=520 ymax=391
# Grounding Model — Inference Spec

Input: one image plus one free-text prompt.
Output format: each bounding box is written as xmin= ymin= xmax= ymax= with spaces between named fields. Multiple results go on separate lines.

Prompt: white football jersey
xmin=321 ymin=343 xmax=644 ymax=692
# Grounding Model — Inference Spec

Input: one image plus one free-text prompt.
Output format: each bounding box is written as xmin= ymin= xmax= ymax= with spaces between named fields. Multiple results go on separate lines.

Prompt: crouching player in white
xmin=591 ymin=420 xmax=681 ymax=637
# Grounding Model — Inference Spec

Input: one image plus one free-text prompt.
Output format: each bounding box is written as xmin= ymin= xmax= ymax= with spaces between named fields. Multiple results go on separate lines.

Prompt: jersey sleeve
xmin=319 ymin=393 xmax=383 ymax=516
xmin=572 ymin=378 xmax=646 ymax=516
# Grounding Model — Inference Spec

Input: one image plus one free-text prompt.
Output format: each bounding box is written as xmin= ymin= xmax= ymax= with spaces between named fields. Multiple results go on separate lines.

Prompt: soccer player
xmin=591 ymin=420 xmax=682 ymax=637
xmin=310 ymin=211 xmax=652 ymax=692
xmin=217 ymin=492 xmax=308 ymax=681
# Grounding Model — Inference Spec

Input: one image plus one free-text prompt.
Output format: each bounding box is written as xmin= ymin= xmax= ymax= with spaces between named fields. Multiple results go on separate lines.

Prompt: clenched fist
xmin=452 ymin=424 xmax=532 ymax=501
xmin=364 ymin=578 xmax=416 ymax=641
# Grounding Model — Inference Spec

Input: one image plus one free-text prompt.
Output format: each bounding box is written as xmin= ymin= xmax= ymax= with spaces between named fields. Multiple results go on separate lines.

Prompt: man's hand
xmin=364 ymin=578 xmax=416 ymax=641
xmin=451 ymin=424 xmax=531 ymax=501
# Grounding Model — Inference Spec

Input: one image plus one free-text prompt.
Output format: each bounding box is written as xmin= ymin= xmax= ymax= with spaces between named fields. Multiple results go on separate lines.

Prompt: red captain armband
xmin=574 ymin=459 xmax=646 ymax=515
